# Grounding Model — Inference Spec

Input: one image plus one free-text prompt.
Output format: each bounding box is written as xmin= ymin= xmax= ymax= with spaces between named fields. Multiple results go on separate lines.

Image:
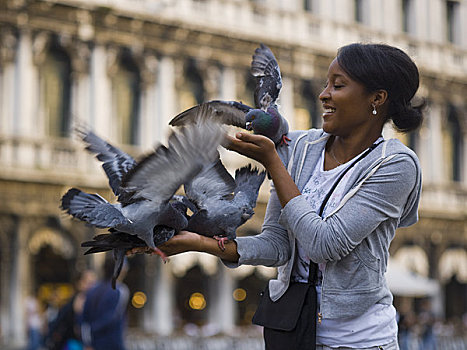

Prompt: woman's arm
xmin=279 ymin=154 xmax=419 ymax=262
xmin=127 ymin=231 xmax=240 ymax=263
xmin=162 ymin=231 xmax=240 ymax=262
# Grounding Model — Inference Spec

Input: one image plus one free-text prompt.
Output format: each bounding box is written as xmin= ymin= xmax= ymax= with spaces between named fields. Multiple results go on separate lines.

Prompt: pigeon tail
xmin=111 ymin=248 xmax=127 ymax=289
xmin=234 ymin=165 xmax=266 ymax=196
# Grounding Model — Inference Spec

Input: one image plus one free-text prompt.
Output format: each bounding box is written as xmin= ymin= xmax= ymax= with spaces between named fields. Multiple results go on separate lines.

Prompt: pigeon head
xmin=245 ymin=109 xmax=279 ymax=138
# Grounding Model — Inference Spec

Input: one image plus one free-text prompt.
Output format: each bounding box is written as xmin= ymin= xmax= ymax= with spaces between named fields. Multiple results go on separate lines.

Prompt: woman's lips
xmin=322 ymin=107 xmax=336 ymax=117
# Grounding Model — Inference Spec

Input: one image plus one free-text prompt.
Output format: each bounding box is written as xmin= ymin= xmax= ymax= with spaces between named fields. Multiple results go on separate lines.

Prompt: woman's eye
xmin=333 ymin=85 xmax=343 ymax=89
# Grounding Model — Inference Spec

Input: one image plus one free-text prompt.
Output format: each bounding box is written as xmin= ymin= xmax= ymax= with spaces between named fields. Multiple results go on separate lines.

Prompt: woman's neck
xmin=324 ymin=131 xmax=382 ymax=170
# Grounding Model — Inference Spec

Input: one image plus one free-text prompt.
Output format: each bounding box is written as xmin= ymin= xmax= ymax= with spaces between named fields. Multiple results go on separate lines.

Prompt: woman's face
xmin=319 ymin=58 xmax=376 ymax=137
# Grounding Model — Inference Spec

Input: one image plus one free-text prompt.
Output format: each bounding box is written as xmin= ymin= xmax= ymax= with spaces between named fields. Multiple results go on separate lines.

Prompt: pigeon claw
xmin=213 ymin=236 xmax=229 ymax=252
xmin=150 ymin=247 xmax=169 ymax=263
xmin=280 ymin=135 xmax=291 ymax=146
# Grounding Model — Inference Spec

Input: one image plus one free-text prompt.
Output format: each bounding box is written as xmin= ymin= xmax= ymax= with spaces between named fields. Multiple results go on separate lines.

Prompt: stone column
xmin=139 ymin=54 xmax=158 ymax=149
xmin=144 ymin=258 xmax=175 ymax=335
xmin=13 ymin=30 xmax=39 ymax=168
xmin=0 ymin=28 xmax=17 ymax=135
xmin=70 ymin=41 xmax=92 ymax=128
xmin=219 ymin=66 xmax=236 ymax=100
xmin=9 ymin=216 xmax=31 ymax=347
xmin=207 ymin=263 xmax=235 ymax=333
xmin=89 ymin=44 xmax=112 ymax=138
xmin=155 ymin=56 xmax=176 ymax=141
xmin=16 ymin=30 xmax=38 ymax=136
xmin=426 ymin=101 xmax=444 ymax=184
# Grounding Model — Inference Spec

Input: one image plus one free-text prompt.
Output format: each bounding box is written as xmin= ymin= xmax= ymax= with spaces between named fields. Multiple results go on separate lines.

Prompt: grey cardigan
xmin=227 ymin=128 xmax=422 ymax=320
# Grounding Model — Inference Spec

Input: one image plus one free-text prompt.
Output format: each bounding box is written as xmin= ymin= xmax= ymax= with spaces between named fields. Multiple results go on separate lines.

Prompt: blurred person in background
xmin=397 ymin=309 xmax=416 ymax=350
xmin=43 ymin=290 xmax=61 ymax=341
xmin=81 ymin=255 xmax=129 ymax=350
xmin=45 ymin=269 xmax=97 ymax=350
xmin=418 ymin=298 xmax=436 ymax=350
xmin=25 ymin=295 xmax=44 ymax=350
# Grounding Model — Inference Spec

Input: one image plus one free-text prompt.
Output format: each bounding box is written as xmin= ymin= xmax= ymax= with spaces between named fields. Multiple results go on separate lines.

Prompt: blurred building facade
xmin=0 ymin=0 xmax=466 ymax=347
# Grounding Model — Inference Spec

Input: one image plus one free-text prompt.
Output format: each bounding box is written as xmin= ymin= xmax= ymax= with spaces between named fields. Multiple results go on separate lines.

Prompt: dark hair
xmin=337 ymin=43 xmax=424 ymax=133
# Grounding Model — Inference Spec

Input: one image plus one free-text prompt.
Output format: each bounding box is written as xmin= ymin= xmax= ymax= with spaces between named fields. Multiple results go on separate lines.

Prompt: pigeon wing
xmin=121 ymin=114 xmax=225 ymax=208
xmin=61 ymin=188 xmax=129 ymax=228
xmin=184 ymin=159 xmax=236 ymax=210
xmin=234 ymin=164 xmax=266 ymax=208
xmin=251 ymin=44 xmax=283 ymax=110
xmin=169 ymin=100 xmax=252 ymax=129
xmin=76 ymin=126 xmax=136 ymax=197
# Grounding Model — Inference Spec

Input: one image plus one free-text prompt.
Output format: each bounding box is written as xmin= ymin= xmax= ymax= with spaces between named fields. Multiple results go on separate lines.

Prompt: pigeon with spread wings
xmin=173 ymin=160 xmax=266 ymax=251
xmin=169 ymin=44 xmax=290 ymax=146
xmin=61 ymin=105 xmax=225 ymax=286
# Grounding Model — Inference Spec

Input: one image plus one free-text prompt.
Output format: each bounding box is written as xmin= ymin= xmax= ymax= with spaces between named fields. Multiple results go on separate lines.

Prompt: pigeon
xmin=169 ymin=43 xmax=290 ymax=146
xmin=173 ymin=160 xmax=266 ymax=251
xmin=61 ymin=106 xmax=225 ymax=286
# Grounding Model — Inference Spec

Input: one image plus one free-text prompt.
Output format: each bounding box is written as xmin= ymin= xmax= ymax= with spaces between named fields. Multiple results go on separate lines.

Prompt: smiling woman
xmin=157 ymin=43 xmax=424 ymax=350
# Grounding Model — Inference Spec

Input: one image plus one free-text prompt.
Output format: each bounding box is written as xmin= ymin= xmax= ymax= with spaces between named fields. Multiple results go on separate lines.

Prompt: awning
xmin=385 ymin=258 xmax=439 ymax=297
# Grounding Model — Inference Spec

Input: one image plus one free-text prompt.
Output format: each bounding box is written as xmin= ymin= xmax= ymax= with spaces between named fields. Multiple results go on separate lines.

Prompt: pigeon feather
xmin=75 ymin=126 xmax=137 ymax=197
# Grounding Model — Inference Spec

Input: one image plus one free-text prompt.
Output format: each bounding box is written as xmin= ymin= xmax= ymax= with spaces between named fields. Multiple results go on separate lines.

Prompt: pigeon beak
xmin=245 ymin=121 xmax=252 ymax=130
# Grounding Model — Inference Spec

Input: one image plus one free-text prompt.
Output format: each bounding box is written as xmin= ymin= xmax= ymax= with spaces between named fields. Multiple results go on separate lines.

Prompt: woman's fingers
xmin=126 ymin=247 xmax=151 ymax=256
xmin=225 ymin=132 xmax=276 ymax=165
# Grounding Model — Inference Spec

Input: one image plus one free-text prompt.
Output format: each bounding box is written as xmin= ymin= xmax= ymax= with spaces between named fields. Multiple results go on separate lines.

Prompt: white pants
xmin=316 ymin=340 xmax=399 ymax=350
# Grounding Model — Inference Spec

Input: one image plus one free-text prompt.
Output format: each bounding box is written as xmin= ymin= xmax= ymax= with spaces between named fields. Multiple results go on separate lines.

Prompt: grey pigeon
xmin=169 ymin=44 xmax=290 ymax=146
xmin=173 ymin=160 xmax=266 ymax=251
xmin=61 ymin=106 xmax=225 ymax=286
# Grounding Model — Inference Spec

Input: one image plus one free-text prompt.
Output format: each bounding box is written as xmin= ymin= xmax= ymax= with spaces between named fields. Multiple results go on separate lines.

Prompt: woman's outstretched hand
xmin=126 ymin=230 xmax=201 ymax=257
xmin=225 ymin=132 xmax=278 ymax=168
xmin=126 ymin=230 xmax=240 ymax=263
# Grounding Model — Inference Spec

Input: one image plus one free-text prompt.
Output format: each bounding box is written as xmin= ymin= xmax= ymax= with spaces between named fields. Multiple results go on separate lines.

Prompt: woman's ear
xmin=372 ymin=89 xmax=388 ymax=107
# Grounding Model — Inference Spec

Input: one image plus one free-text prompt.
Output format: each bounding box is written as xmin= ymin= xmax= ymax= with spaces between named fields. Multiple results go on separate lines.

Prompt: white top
xmin=292 ymin=143 xmax=398 ymax=347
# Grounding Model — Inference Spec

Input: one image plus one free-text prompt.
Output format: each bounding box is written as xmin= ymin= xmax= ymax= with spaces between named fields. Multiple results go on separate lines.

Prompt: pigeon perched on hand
xmin=61 ymin=106 xmax=225 ymax=286
xmin=169 ymin=44 xmax=290 ymax=146
xmin=173 ymin=160 xmax=266 ymax=251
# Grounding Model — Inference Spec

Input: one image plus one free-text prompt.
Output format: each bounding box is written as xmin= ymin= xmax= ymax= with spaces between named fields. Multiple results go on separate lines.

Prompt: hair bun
xmin=391 ymin=99 xmax=425 ymax=132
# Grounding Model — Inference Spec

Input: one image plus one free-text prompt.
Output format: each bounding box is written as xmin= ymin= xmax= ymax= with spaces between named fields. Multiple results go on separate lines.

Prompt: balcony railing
xmin=0 ymin=134 xmax=115 ymax=187
xmin=57 ymin=0 xmax=466 ymax=76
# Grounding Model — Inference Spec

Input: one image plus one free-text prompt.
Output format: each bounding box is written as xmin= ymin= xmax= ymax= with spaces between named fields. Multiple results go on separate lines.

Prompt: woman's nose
xmin=319 ymin=85 xmax=330 ymax=101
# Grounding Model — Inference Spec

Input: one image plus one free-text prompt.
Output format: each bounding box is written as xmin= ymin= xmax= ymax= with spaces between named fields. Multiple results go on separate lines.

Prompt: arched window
xmin=293 ymin=80 xmax=320 ymax=130
xmin=186 ymin=59 xmax=205 ymax=104
xmin=178 ymin=59 xmax=205 ymax=112
xmin=444 ymin=105 xmax=463 ymax=182
xmin=40 ymin=41 xmax=71 ymax=137
xmin=111 ymin=49 xmax=141 ymax=145
xmin=302 ymin=80 xmax=320 ymax=128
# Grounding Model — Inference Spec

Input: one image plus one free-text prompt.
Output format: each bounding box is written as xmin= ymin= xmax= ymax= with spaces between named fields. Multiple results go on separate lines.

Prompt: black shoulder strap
xmin=309 ymin=139 xmax=383 ymax=284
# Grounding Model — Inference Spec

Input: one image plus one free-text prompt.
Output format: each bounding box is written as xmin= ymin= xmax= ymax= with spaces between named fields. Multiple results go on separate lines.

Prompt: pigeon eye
xmin=251 ymin=115 xmax=255 ymax=120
